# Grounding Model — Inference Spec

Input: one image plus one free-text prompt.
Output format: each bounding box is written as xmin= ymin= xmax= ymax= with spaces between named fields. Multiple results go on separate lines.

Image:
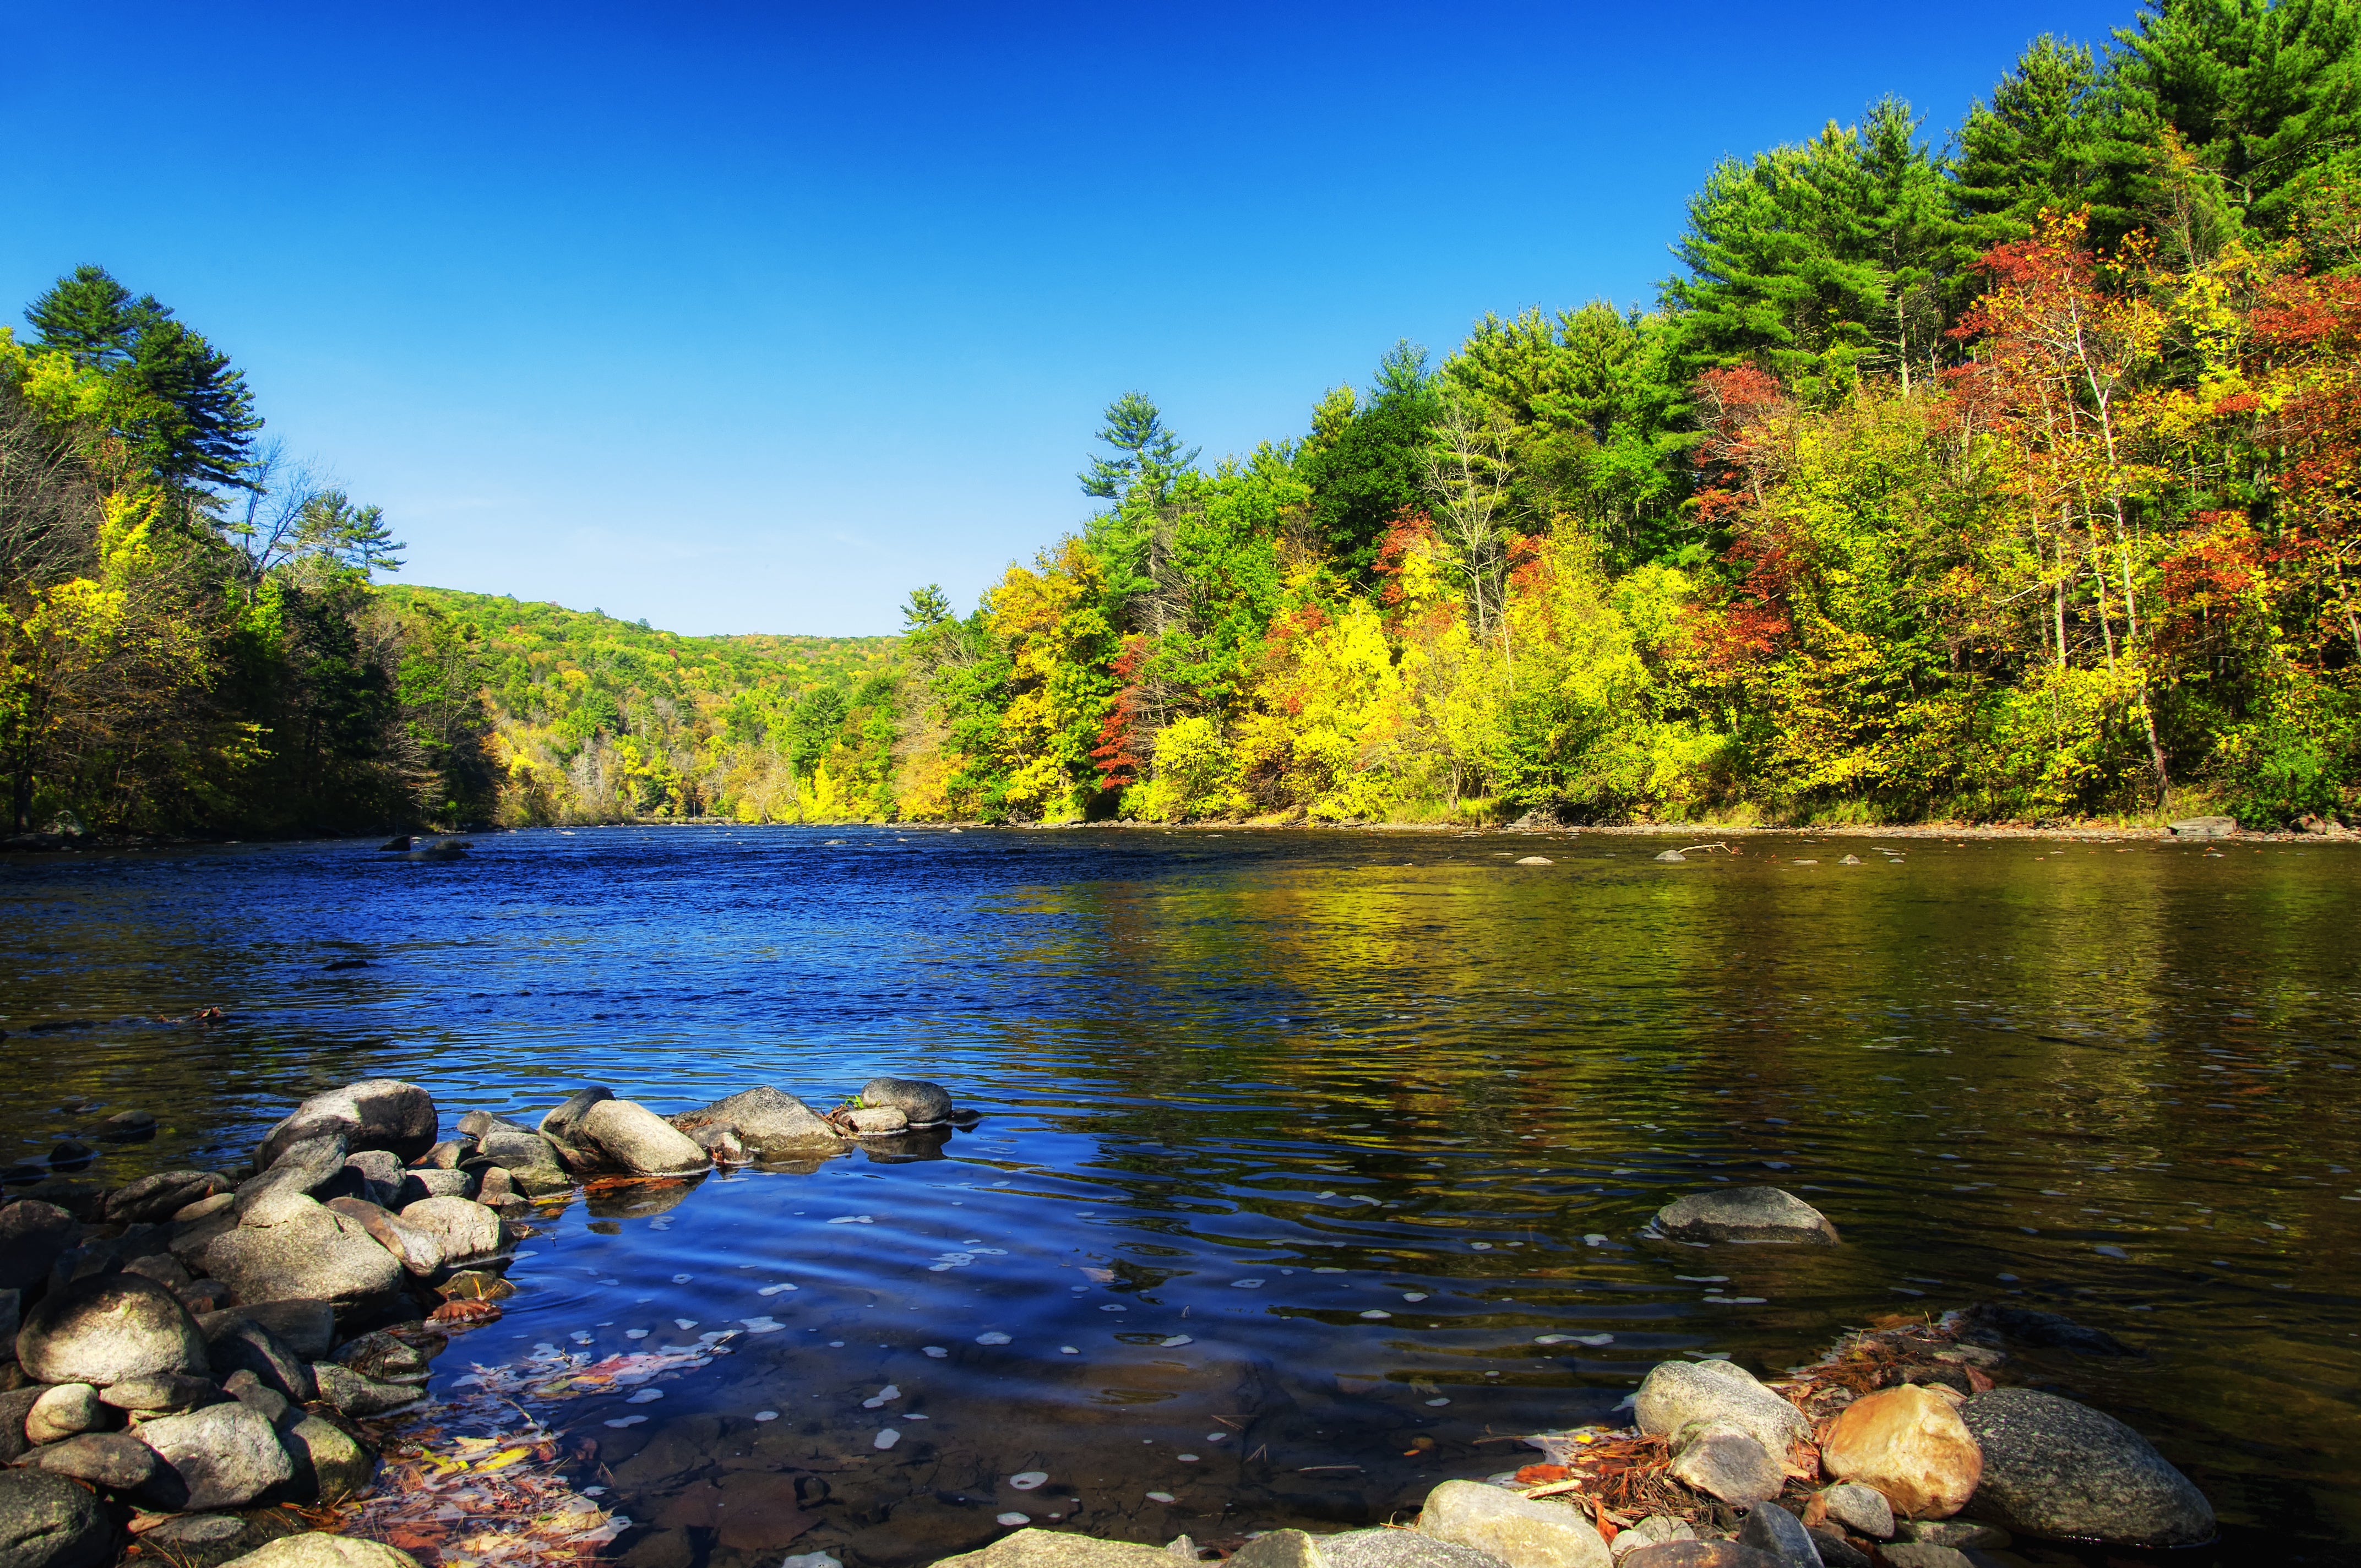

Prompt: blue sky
xmin=2 ymin=1 xmax=2132 ymax=635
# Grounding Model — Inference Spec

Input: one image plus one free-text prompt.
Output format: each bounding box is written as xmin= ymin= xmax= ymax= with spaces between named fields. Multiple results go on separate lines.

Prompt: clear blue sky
xmin=2 ymin=1 xmax=2132 ymax=636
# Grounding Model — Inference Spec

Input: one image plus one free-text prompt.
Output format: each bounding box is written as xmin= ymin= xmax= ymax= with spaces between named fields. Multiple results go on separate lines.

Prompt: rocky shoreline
xmin=0 ymin=1079 xmax=2219 ymax=1568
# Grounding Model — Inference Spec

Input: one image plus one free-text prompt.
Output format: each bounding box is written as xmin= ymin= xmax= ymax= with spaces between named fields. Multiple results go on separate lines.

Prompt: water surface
xmin=4 ymin=826 xmax=2359 ymax=1566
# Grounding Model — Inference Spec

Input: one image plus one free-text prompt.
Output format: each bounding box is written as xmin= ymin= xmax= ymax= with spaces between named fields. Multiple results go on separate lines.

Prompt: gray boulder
xmin=21 ymin=1433 xmax=155 ymax=1491
xmin=467 ymin=1125 xmax=570 ymax=1194
xmin=331 ymin=1329 xmax=436 ymax=1385
xmin=278 ymin=1415 xmax=375 ymax=1504
xmin=200 ymin=1196 xmax=405 ymax=1314
xmin=234 ymin=1133 xmax=350 ymax=1219
xmin=1320 ymin=1529 xmax=1511 ymax=1568
xmin=672 ymin=1086 xmax=842 ymax=1150
xmin=193 ymin=1310 xmax=316 ymax=1403
xmin=396 ymin=1196 xmax=503 ymax=1265
xmin=1817 ymin=1483 xmax=1892 ymax=1540
xmin=1619 ymin=1548 xmax=1780 ymax=1568
xmin=140 ymin=1516 xmax=247 ymax=1548
xmin=1652 ymin=1188 xmax=1838 ymax=1245
xmin=2167 ymin=816 xmax=2237 ymax=840
xmin=233 ymin=1299 xmax=335 ymax=1359
xmin=255 ymin=1080 xmax=438 ymax=1169
xmin=848 ymin=1106 xmax=909 ymax=1135
xmin=543 ymin=1098 xmax=710 ymax=1178
xmin=97 ymin=1372 xmax=216 ymax=1412
xmin=932 ymin=1529 xmax=1221 ymax=1568
xmin=0 ymin=1467 xmax=113 ymax=1568
xmin=861 ymin=1077 xmax=954 ymax=1124
xmin=1668 ymin=1420 xmax=1783 ymax=1506
xmin=342 ymin=1151 xmax=404 ymax=1206
xmin=0 ymin=1204 xmax=78 ymax=1292
xmin=323 ymin=1198 xmax=445 ymax=1275
xmin=102 ymin=1173 xmax=229 ymax=1226
xmin=1732 ymin=1505 xmax=1823 ymax=1567
xmin=395 ymin=1169 xmax=473 ymax=1205
xmin=17 ymin=1273 xmax=207 ymax=1387
xmin=309 ymin=1361 xmax=423 ymax=1418
xmin=0 ymin=1391 xmax=45 ymax=1465
xmin=535 ymin=1087 xmax=614 ymax=1153
xmin=134 ymin=1400 xmax=295 ymax=1511
xmin=1416 ymin=1479 xmax=1614 ymax=1568
xmin=221 ymin=1536 xmax=421 ymax=1568
xmin=1634 ymin=1359 xmax=1809 ymax=1462
xmin=23 ymin=1384 xmax=109 ymax=1445
xmin=1959 ymin=1389 xmax=2215 ymax=1547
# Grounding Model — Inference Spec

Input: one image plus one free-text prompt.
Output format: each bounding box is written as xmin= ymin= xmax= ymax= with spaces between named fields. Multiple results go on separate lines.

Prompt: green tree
xmin=1956 ymin=36 xmax=2105 ymax=258
xmin=1297 ymin=340 xmax=1440 ymax=579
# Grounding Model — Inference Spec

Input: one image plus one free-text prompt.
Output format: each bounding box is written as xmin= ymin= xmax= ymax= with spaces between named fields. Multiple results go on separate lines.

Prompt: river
xmin=4 ymin=826 xmax=2358 ymax=1566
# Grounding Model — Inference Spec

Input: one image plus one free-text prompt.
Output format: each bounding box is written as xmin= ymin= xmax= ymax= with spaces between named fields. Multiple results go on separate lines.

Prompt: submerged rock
xmin=17 ymin=1273 xmax=208 ymax=1388
xmin=1822 ymin=1384 xmax=1981 ymax=1520
xmin=1959 ymin=1388 xmax=2214 ymax=1548
xmin=1652 ymin=1186 xmax=1840 ymax=1245
xmin=861 ymin=1076 xmax=955 ymax=1125
xmin=1416 ymin=1478 xmax=1613 ymax=1568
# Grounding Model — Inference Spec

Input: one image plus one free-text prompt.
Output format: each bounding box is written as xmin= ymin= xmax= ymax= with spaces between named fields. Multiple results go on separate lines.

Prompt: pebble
xmin=1231 ymin=1279 xmax=1264 ymax=1289
xmin=998 ymin=1513 xmax=1031 ymax=1527
xmin=1061 ymin=1346 xmax=1079 ymax=1355
xmin=977 ymin=1332 xmax=1013 ymax=1345
xmin=1009 ymin=1472 xmax=1048 ymax=1490
xmin=1402 ymin=1292 xmax=1427 ymax=1302
xmin=1146 ymin=1491 xmax=1176 ymax=1503
xmin=1177 ymin=1453 xmax=1199 ymax=1462
xmin=671 ymin=1273 xmax=693 ymax=1283
xmin=1360 ymin=1310 xmax=1392 ymax=1320
xmin=603 ymin=1415 xmax=647 ymax=1428
xmin=874 ymin=1429 xmax=901 ymax=1450
xmin=755 ymin=1411 xmax=780 ymax=1422
xmin=1426 ymin=1398 xmax=1450 ymax=1406
xmin=674 ymin=1318 xmax=697 ymax=1330
xmin=924 ymin=1346 xmax=949 ymax=1358
xmin=1160 ymin=1335 xmax=1193 ymax=1347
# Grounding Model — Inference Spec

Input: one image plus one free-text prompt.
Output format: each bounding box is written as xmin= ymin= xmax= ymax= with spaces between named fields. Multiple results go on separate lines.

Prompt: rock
xmin=861 ymin=1077 xmax=954 ymax=1124
xmin=395 ymin=1169 xmax=472 ymax=1205
xmin=1957 ymin=1389 xmax=2213 ymax=1548
xmin=1732 ymin=1505 xmax=1822 ymax=1567
xmin=171 ymin=1193 xmax=234 ymax=1223
xmin=1821 ymin=1385 xmax=1981 ymax=1521
xmin=342 ymin=1151 xmax=404 ymax=1204
xmin=1321 ymin=1528 xmax=1513 ymax=1568
xmin=233 ymin=1300 xmax=335 ymax=1359
xmin=22 ymin=1432 xmax=154 ymax=1490
xmin=438 ymin=1271 xmax=512 ymax=1303
xmin=931 ymin=1528 xmax=1204 ymax=1568
xmin=454 ymin=1110 xmax=523 ymax=1140
xmin=0 ymin=1391 xmax=44 ymax=1464
xmin=23 ymin=1384 xmax=109 ymax=1444
xmin=672 ymin=1087 xmax=842 ymax=1150
xmin=1957 ymin=1305 xmax=2131 ymax=1357
xmin=103 ymin=1172 xmax=228 ymax=1226
xmin=323 ymin=1199 xmax=445 ymax=1275
xmin=466 ymin=1126 xmax=570 ymax=1194
xmin=1801 ymin=1534 xmax=1865 ymax=1568
xmin=0 ymin=1293 xmax=16 ymax=1351
xmin=224 ymin=1368 xmax=291 ymax=1424
xmin=415 ymin=1140 xmax=469 ymax=1170
xmin=847 ymin=1107 xmax=909 ymax=1136
xmin=1634 ymin=1359 xmax=1809 ymax=1465
xmin=687 ymin=1123 xmax=746 ymax=1163
xmin=535 ymin=1087 xmax=614 ymax=1150
xmin=121 ymin=1252 xmax=192 ymax=1292
xmin=1231 ymin=1531 xmax=1322 ymax=1568
xmin=1838 ymin=855 xmax=1862 ymax=865
xmin=97 ymin=1372 xmax=215 ymax=1412
xmin=219 ymin=1534 xmax=421 ymax=1568
xmin=96 ymin=1111 xmax=154 ymax=1141
xmin=1653 ymin=850 xmax=1687 ymax=863
xmin=0 ymin=1467 xmax=113 ymax=1568
xmin=200 ymin=1196 xmax=405 ymax=1314
xmin=543 ymin=1098 xmax=710 ymax=1178
xmin=133 ymin=1400 xmax=294 ymax=1511
xmin=235 ymin=1133 xmax=351 ymax=1218
xmin=1875 ymin=1550 xmax=1972 ymax=1568
xmin=331 ymin=1328 xmax=438 ymax=1385
xmin=193 ymin=1310 xmax=316 ymax=1403
xmin=1891 ymin=1523 xmax=2008 ymax=1549
xmin=396 ymin=1196 xmax=503 ymax=1265
xmin=1816 ymin=1483 xmax=1892 ymax=1539
xmin=1617 ymin=1547 xmax=1779 ymax=1568
xmin=309 ymin=1361 xmax=423 ymax=1417
xmin=255 ymin=1080 xmax=438 ymax=1169
xmin=2167 ymin=816 xmax=2237 ymax=839
xmin=278 ymin=1413 xmax=375 ymax=1502
xmin=140 ymin=1516 xmax=247 ymax=1547
xmin=1416 ymin=1478 xmax=1613 ymax=1568
xmin=1607 ymin=1519 xmax=1694 ymax=1565
xmin=1652 ymin=1188 xmax=1838 ymax=1245
xmin=0 ymin=1205 xmax=78 ymax=1292
xmin=1668 ymin=1420 xmax=1783 ymax=1506
xmin=17 ymin=1272 xmax=207 ymax=1388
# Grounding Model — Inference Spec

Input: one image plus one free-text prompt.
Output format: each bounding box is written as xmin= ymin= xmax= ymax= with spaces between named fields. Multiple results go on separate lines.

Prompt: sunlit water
xmin=6 ymin=826 xmax=2360 ymax=1567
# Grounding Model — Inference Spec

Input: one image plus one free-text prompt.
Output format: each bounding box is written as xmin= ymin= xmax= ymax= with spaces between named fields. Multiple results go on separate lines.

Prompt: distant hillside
xmin=383 ymin=586 xmax=903 ymax=823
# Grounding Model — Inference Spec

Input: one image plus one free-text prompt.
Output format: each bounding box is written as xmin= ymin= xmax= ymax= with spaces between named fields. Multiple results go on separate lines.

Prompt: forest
xmin=5 ymin=0 xmax=2358 ymax=837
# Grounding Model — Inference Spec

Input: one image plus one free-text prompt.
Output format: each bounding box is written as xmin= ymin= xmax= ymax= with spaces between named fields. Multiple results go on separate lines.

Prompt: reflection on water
xmin=5 ymin=827 xmax=2361 ymax=1566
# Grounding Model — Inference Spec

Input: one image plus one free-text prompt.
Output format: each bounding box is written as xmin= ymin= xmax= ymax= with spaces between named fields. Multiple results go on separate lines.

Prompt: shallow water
xmin=5 ymin=826 xmax=2361 ymax=1567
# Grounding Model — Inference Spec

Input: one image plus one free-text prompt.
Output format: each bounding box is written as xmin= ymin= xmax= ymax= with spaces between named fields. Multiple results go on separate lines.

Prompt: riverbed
xmin=4 ymin=826 xmax=2358 ymax=1566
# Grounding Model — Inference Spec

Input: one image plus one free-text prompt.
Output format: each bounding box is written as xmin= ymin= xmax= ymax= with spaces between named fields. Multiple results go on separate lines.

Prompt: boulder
xmin=342 ymin=1151 xmax=404 ymax=1206
xmin=396 ymin=1196 xmax=503 ymax=1265
xmin=1652 ymin=1188 xmax=1838 ymax=1245
xmin=323 ymin=1199 xmax=445 ymax=1275
xmin=1958 ymin=1389 xmax=2213 ymax=1548
xmin=1320 ymin=1528 xmax=1511 ymax=1568
xmin=415 ymin=1139 xmax=470 ymax=1170
xmin=395 ymin=1169 xmax=473 ymax=1205
xmin=1416 ymin=1478 xmax=1614 ymax=1568
xmin=1231 ymin=1532 xmax=1320 ymax=1568
xmin=2167 ymin=816 xmax=2237 ymax=840
xmin=0 ymin=1390 xmax=45 ymax=1464
xmin=672 ymin=1087 xmax=842 ymax=1151
xmin=255 ymin=1080 xmax=438 ymax=1169
xmin=930 ymin=1528 xmax=1196 ymax=1568
xmin=1821 ymin=1385 xmax=1981 ymax=1520
xmin=0 ymin=1467 xmax=114 ymax=1568
xmin=847 ymin=1107 xmax=909 ymax=1136
xmin=233 ymin=1300 xmax=335 ymax=1360
xmin=17 ymin=1272 xmax=206 ymax=1387
xmin=1634 ymin=1359 xmax=1809 ymax=1464
xmin=102 ymin=1173 xmax=229 ymax=1226
xmin=1816 ymin=1482 xmax=1893 ymax=1539
xmin=193 ymin=1310 xmax=316 ymax=1403
xmin=220 ymin=1534 xmax=421 ymax=1568
xmin=1616 ymin=1547 xmax=1778 ymax=1568
xmin=133 ymin=1400 xmax=295 ymax=1511
xmin=1890 ymin=1522 xmax=2008 ymax=1549
xmin=0 ymin=1205 xmax=78 ymax=1293
xmin=171 ymin=1193 xmax=235 ymax=1223
xmin=234 ymin=1133 xmax=351 ymax=1219
xmin=861 ymin=1077 xmax=954 ymax=1124
xmin=224 ymin=1368 xmax=292 ymax=1424
xmin=310 ymin=1362 xmax=423 ymax=1418
xmin=467 ymin=1126 xmax=570 ymax=1194
xmin=277 ymin=1415 xmax=375 ymax=1504
xmin=21 ymin=1432 xmax=154 ymax=1490
xmin=1667 ymin=1420 xmax=1783 ymax=1506
xmin=121 ymin=1253 xmax=192 ymax=1292
xmin=1731 ymin=1505 xmax=1821 ymax=1568
xmin=200 ymin=1196 xmax=404 ymax=1314
xmin=543 ymin=1098 xmax=710 ymax=1178
xmin=140 ymin=1516 xmax=247 ymax=1548
xmin=23 ymin=1384 xmax=109 ymax=1445
xmin=1802 ymin=1535 xmax=1867 ymax=1568
xmin=535 ymin=1087 xmax=614 ymax=1151
xmin=331 ymin=1328 xmax=438 ymax=1384
xmin=97 ymin=1372 xmax=216 ymax=1412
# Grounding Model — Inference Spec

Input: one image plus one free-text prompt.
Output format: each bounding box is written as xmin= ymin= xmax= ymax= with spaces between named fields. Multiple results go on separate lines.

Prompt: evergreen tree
xmin=1956 ymin=36 xmax=2105 ymax=256
xmin=1296 ymin=340 xmax=1440 ymax=579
